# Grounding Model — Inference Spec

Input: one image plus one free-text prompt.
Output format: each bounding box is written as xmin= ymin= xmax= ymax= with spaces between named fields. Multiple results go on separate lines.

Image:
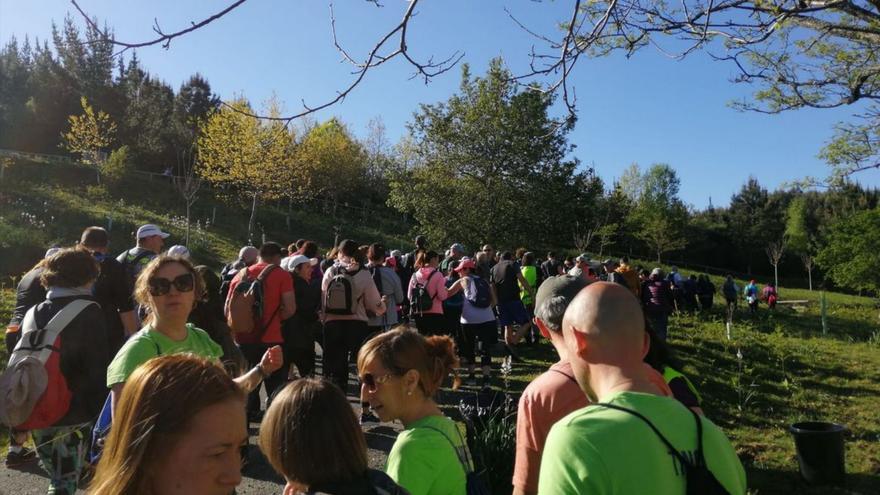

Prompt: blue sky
xmin=2 ymin=0 xmax=875 ymax=208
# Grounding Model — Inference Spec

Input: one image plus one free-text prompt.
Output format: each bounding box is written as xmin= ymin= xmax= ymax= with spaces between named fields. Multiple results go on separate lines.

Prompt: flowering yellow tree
xmin=197 ymin=98 xmax=293 ymax=243
xmin=62 ymin=96 xmax=117 ymax=182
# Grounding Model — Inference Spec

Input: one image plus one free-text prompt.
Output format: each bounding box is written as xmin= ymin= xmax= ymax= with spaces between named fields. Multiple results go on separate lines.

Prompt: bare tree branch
xmin=71 ymin=0 xmax=249 ymax=54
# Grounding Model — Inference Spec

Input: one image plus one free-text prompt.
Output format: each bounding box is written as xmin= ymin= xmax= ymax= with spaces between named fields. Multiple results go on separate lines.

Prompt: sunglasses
xmin=147 ymin=273 xmax=195 ymax=296
xmin=360 ymin=372 xmax=393 ymax=393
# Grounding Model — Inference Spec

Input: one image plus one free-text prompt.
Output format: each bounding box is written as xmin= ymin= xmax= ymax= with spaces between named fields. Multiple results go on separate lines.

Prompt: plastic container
xmin=789 ymin=421 xmax=847 ymax=485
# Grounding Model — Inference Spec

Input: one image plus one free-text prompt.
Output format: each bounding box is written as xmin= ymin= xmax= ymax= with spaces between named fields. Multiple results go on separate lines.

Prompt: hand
xmin=260 ymin=345 xmax=284 ymax=375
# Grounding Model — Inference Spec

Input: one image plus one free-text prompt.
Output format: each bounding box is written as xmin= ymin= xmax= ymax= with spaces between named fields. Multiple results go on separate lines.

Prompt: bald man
xmin=538 ymin=283 xmax=746 ymax=495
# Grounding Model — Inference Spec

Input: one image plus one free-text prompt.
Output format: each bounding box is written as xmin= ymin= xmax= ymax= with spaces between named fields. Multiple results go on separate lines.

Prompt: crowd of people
xmin=1 ymin=225 xmax=750 ymax=494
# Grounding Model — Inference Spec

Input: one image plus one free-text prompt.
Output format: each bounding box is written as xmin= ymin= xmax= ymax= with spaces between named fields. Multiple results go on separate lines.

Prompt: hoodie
xmin=407 ymin=266 xmax=448 ymax=315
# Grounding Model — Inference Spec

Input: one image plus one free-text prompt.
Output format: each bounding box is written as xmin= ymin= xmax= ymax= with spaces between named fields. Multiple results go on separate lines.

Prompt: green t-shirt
xmin=106 ymin=323 xmax=223 ymax=387
xmin=539 ymin=391 xmax=746 ymax=495
xmin=385 ymin=415 xmax=470 ymax=495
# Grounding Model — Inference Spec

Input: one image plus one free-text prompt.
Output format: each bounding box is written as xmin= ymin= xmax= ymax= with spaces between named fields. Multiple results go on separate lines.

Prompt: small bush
xmin=100 ymin=145 xmax=132 ymax=185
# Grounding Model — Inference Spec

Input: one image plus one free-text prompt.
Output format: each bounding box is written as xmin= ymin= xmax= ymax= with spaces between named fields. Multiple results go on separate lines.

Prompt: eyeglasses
xmin=147 ymin=273 xmax=195 ymax=296
xmin=360 ymin=372 xmax=393 ymax=393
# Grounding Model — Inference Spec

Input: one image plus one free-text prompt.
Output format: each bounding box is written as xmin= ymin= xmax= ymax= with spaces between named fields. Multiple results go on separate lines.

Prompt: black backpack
xmin=410 ymin=270 xmax=440 ymax=314
xmin=370 ymin=266 xmax=384 ymax=296
xmin=120 ymin=249 xmax=153 ymax=288
xmin=324 ymin=265 xmax=363 ymax=316
xmin=467 ymin=276 xmax=492 ymax=309
xmin=596 ymin=402 xmax=731 ymax=495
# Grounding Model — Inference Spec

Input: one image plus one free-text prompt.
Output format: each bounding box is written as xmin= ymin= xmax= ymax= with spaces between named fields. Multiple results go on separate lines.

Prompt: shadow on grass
xmin=746 ymin=465 xmax=880 ymax=495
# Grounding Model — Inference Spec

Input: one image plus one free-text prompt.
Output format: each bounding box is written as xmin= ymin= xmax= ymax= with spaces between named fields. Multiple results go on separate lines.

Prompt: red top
xmin=226 ymin=262 xmax=293 ymax=344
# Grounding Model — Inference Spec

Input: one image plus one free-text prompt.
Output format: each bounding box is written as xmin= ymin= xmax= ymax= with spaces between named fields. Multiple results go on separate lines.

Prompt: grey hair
xmin=534 ymin=295 xmax=571 ymax=333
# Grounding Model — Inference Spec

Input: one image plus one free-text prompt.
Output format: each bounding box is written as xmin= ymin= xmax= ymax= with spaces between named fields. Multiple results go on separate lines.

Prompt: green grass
xmin=503 ymin=301 xmax=880 ymax=495
xmin=0 ymin=158 xmax=412 ymax=278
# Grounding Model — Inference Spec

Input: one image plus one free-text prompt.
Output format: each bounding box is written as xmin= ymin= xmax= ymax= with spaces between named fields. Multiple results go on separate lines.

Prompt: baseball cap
xmin=288 ymin=254 xmax=318 ymax=271
xmin=137 ymin=224 xmax=170 ymax=239
xmin=534 ymin=275 xmax=589 ymax=317
xmin=651 ymin=267 xmax=664 ymax=277
xmin=454 ymin=258 xmax=476 ymax=272
xmin=238 ymin=246 xmax=258 ymax=264
xmin=450 ymin=243 xmax=465 ymax=254
xmin=167 ymin=245 xmax=190 ymax=259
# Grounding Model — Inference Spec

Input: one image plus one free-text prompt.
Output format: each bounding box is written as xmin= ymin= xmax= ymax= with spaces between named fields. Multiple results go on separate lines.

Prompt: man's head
xmin=414 ymin=235 xmax=427 ymax=249
xmin=534 ymin=275 xmax=589 ymax=346
xmin=259 ymin=242 xmax=284 ymax=265
xmin=575 ymin=254 xmax=590 ymax=268
xmin=619 ymin=256 xmax=630 ymax=266
xmin=481 ymin=244 xmax=495 ymax=259
xmin=136 ymin=224 xmax=169 ymax=254
xmin=602 ymin=259 xmax=618 ymax=272
xmin=239 ymin=246 xmax=259 ymax=266
xmin=561 ymin=282 xmax=649 ymax=400
xmin=80 ymin=226 xmax=110 ymax=254
xmin=547 ymin=251 xmax=556 ymax=260
xmin=499 ymin=251 xmax=513 ymax=262
xmin=449 ymin=243 xmax=465 ymax=259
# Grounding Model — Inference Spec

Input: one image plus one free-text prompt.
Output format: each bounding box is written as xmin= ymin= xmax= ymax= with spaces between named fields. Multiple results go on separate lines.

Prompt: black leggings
xmin=322 ymin=320 xmax=370 ymax=394
xmin=414 ymin=313 xmax=447 ymax=337
xmin=462 ymin=321 xmax=497 ymax=368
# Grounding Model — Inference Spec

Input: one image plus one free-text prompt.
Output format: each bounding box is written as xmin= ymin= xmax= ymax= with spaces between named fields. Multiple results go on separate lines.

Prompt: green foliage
xmin=389 ymin=59 xmax=602 ymax=250
xmin=99 ymin=145 xmax=132 ymax=184
xmin=294 ymin=118 xmax=366 ymax=210
xmin=816 ymin=207 xmax=880 ymax=293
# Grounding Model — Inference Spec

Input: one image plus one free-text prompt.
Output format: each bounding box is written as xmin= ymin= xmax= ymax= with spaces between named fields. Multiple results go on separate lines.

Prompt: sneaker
xmin=360 ymin=411 xmax=380 ymax=424
xmin=5 ymin=448 xmax=37 ymax=468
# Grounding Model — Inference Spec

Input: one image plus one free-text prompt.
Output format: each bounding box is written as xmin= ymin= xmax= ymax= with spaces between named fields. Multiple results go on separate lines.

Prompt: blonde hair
xmin=357 ymin=326 xmax=460 ymax=397
xmin=89 ymin=355 xmax=244 ymax=495
xmin=259 ymin=378 xmax=368 ymax=487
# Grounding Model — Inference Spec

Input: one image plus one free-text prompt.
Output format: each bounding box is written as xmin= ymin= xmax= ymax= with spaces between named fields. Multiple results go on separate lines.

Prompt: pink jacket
xmin=408 ymin=267 xmax=448 ymax=314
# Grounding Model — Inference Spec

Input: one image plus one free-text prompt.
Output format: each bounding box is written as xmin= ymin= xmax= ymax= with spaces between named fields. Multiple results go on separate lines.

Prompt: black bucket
xmin=789 ymin=421 xmax=847 ymax=485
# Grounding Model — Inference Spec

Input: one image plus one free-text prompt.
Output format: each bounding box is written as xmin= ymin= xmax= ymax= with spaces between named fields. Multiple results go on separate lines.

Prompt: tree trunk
xmin=247 ymin=192 xmax=258 ymax=245
xmin=185 ymin=202 xmax=191 ymax=246
xmin=774 ymin=264 xmax=778 ymax=289
xmin=807 ymin=267 xmax=812 ymax=291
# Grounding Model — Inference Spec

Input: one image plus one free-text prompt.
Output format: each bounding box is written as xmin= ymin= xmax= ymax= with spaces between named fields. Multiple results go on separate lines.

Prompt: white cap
xmin=137 ymin=224 xmax=170 ymax=239
xmin=167 ymin=245 xmax=190 ymax=259
xmin=288 ymin=254 xmax=318 ymax=271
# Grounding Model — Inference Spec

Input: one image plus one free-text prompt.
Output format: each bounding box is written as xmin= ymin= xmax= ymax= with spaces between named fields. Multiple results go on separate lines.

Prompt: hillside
xmin=0 ymin=157 xmax=412 ymax=277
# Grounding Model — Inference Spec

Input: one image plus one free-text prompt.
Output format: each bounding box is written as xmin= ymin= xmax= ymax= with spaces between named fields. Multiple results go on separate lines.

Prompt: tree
xmin=727 ymin=178 xmax=783 ymax=273
xmin=388 ymin=60 xmax=601 ymax=250
xmin=197 ymin=98 xmax=293 ymax=243
xmin=625 ymin=163 xmax=689 ymax=261
xmin=766 ymin=240 xmax=785 ymax=289
xmin=293 ymin=118 xmax=366 ymax=217
xmin=62 ymin=95 xmax=117 ymax=182
xmin=817 ymin=207 xmax=880 ymax=296
xmin=786 ymin=195 xmax=816 ymax=290
xmin=173 ymin=142 xmax=203 ymax=246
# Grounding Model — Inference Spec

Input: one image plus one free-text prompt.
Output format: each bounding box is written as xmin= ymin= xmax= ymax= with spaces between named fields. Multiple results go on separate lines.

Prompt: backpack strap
xmin=256 ymin=264 xmax=278 ymax=282
xmin=421 ymin=425 xmax=474 ymax=474
xmin=11 ymin=299 xmax=96 ymax=366
xmin=595 ymin=402 xmax=703 ymax=470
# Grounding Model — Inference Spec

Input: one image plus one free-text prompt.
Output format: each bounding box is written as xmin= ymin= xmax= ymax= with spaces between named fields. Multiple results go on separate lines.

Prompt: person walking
xmin=447 ymin=258 xmax=497 ymax=391
xmin=744 ymin=279 xmax=760 ymax=314
xmin=407 ymin=250 xmax=449 ymax=336
xmin=641 ymin=268 xmax=674 ymax=340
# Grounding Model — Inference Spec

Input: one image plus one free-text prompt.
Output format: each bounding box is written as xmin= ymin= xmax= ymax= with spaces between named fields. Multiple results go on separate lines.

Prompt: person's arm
xmin=446 ymin=277 xmax=465 ymax=296
xmin=280 ymin=290 xmax=296 ymax=320
xmin=432 ymin=271 xmax=449 ymax=301
xmin=233 ymin=345 xmax=283 ymax=393
xmin=516 ymin=270 xmax=536 ymax=300
xmin=390 ymin=269 xmax=404 ymax=304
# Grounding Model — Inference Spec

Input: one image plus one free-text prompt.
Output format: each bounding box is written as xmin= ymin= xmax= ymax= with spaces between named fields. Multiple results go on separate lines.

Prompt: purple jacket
xmin=641 ymin=279 xmax=673 ymax=316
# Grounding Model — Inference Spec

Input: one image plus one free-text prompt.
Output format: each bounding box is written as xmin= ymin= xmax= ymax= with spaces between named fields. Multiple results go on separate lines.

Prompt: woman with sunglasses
xmin=358 ymin=328 xmax=472 ymax=495
xmin=106 ymin=255 xmax=282 ymax=413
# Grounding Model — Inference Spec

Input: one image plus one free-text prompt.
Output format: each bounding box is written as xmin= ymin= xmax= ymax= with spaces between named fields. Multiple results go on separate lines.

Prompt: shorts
xmin=497 ymin=300 xmax=530 ymax=327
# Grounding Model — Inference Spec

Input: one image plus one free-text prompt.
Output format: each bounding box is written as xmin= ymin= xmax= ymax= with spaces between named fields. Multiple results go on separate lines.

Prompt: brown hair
xmin=357 ymin=327 xmax=460 ymax=397
xmin=89 ymin=355 xmax=244 ymax=495
xmin=414 ymin=250 xmax=438 ymax=269
xmin=259 ymin=378 xmax=368 ymax=488
xmin=134 ymin=255 xmax=206 ymax=322
xmin=367 ymin=243 xmax=386 ymax=263
xmin=40 ymin=247 xmax=99 ymax=288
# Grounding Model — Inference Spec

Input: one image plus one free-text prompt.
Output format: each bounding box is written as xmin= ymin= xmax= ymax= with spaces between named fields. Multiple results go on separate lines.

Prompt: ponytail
xmin=423 ymin=335 xmax=461 ymax=395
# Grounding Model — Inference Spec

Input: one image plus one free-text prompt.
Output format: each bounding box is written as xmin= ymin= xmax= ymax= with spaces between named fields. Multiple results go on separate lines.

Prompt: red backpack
xmin=0 ymin=299 xmax=95 ymax=430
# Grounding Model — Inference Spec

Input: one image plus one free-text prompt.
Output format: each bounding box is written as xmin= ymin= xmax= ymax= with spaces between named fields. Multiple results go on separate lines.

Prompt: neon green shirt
xmin=106 ymin=323 xmax=223 ymax=387
xmin=520 ymin=265 xmax=537 ymax=306
xmin=385 ymin=415 xmax=470 ymax=495
xmin=539 ymin=391 xmax=746 ymax=495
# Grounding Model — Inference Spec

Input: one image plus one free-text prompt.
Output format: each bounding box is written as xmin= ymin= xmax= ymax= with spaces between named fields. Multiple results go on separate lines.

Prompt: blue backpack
xmin=467 ymin=276 xmax=492 ymax=309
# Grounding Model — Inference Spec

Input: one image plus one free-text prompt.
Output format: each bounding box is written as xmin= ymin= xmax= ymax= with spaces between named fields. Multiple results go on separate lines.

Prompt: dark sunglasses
xmin=360 ymin=372 xmax=392 ymax=393
xmin=147 ymin=273 xmax=195 ymax=296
